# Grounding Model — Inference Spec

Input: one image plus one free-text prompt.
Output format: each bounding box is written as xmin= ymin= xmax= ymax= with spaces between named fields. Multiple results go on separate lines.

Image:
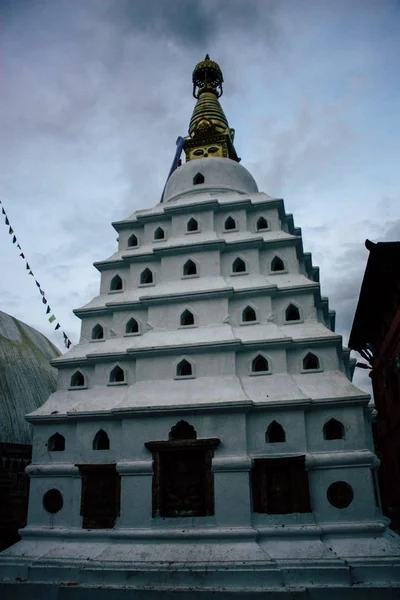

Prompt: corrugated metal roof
xmin=0 ymin=311 xmax=60 ymax=444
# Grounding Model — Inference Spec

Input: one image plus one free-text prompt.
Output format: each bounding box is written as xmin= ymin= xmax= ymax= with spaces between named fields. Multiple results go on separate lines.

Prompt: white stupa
xmin=1 ymin=55 xmax=400 ymax=598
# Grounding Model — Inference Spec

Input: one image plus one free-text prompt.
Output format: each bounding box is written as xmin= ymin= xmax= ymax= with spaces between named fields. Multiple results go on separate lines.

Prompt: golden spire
xmin=184 ymin=55 xmax=239 ymax=163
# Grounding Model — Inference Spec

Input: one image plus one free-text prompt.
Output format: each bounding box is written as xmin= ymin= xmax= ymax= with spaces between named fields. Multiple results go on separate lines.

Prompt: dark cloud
xmin=103 ymin=0 xmax=276 ymax=47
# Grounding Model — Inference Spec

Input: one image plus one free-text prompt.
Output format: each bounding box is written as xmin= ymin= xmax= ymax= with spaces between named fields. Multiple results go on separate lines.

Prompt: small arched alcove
xmin=257 ymin=216 xmax=269 ymax=231
xmin=180 ymin=309 xmax=195 ymax=327
xmin=140 ymin=268 xmax=153 ymax=285
xmin=176 ymin=359 xmax=193 ymax=378
xmin=224 ymin=216 xmax=236 ymax=231
xmin=169 ymin=420 xmax=197 ymax=440
xmin=91 ymin=323 xmax=104 ymax=340
xmin=127 ymin=233 xmax=138 ymax=248
xmin=303 ymin=352 xmax=320 ymax=371
xmin=187 ymin=218 xmax=199 ymax=232
xmin=252 ymin=354 xmax=269 ymax=373
xmin=323 ymin=418 xmax=345 ymax=440
xmin=48 ymin=432 xmax=65 ymax=452
xmin=266 ymin=421 xmax=286 ymax=443
xmin=70 ymin=371 xmax=85 ymax=387
xmin=125 ymin=317 xmax=139 ymax=334
xmin=109 ymin=365 xmax=125 ymax=383
xmin=271 ymin=256 xmax=285 ymax=272
xmin=232 ymin=257 xmax=246 ymax=273
xmin=242 ymin=306 xmax=257 ymax=322
xmin=93 ymin=429 xmax=110 ymax=450
xmin=183 ymin=259 xmax=197 ymax=277
xmin=154 ymin=227 xmax=165 ymax=241
xmin=285 ymin=304 xmax=301 ymax=322
xmin=193 ymin=173 xmax=204 ymax=185
xmin=110 ymin=274 xmax=123 ymax=291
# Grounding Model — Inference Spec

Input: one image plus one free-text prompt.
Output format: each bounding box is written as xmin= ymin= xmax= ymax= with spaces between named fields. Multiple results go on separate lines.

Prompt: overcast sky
xmin=1 ymin=0 xmax=399 ymax=392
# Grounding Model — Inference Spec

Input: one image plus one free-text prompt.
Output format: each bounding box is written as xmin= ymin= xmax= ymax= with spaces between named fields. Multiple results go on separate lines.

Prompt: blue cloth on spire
xmin=160 ymin=136 xmax=185 ymax=203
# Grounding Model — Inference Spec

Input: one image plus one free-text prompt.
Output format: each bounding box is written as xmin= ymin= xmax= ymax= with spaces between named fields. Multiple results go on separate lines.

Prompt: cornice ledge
xmin=73 ymin=306 xmax=113 ymax=318
xmin=93 ymin=258 xmax=126 ymax=272
xmin=291 ymin=334 xmax=342 ymax=346
xmin=141 ymin=287 xmax=234 ymax=305
xmin=152 ymin=238 xmax=225 ymax=256
xmin=163 ymin=199 xmax=219 ymax=214
xmin=234 ymin=284 xmax=277 ymax=297
xmin=306 ymin=450 xmax=379 ymax=470
xmin=26 ymin=463 xmax=80 ymax=478
xmin=212 ymin=455 xmax=252 ymax=472
xmin=117 ymin=460 xmax=153 ymax=475
xmin=276 ymin=282 xmax=320 ymax=296
xmin=126 ymin=339 xmax=242 ymax=356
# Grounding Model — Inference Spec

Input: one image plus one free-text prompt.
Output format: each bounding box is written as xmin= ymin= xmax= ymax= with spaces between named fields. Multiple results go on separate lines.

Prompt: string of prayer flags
xmin=1 ymin=199 xmax=72 ymax=349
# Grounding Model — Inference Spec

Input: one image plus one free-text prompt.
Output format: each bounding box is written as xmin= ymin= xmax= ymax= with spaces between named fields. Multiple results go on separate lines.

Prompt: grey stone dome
xmin=0 ymin=311 xmax=60 ymax=444
xmin=164 ymin=157 xmax=258 ymax=203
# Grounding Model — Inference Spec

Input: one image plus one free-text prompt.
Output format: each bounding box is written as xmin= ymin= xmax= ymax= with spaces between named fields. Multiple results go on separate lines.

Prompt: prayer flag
xmin=35 ymin=280 xmax=41 ymax=288
xmin=5 ymin=217 xmax=9 ymax=225
xmin=12 ymin=235 xmax=16 ymax=244
xmin=19 ymin=252 xmax=25 ymax=259
xmin=28 ymin=271 xmax=33 ymax=275
xmin=26 ymin=263 xmax=30 ymax=270
xmin=9 ymin=226 xmax=13 ymax=235
xmin=17 ymin=244 xmax=21 ymax=249
xmin=42 ymin=297 xmax=47 ymax=304
xmin=46 ymin=305 xmax=51 ymax=314
xmin=55 ymin=323 xmax=60 ymax=330
xmin=48 ymin=315 xmax=56 ymax=323
xmin=160 ymin=136 xmax=185 ymax=203
xmin=67 ymin=340 xmax=72 ymax=349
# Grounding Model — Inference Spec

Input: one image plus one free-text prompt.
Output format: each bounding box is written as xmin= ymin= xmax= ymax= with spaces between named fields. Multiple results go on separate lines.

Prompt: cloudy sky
xmin=1 ymin=0 xmax=399 ymax=392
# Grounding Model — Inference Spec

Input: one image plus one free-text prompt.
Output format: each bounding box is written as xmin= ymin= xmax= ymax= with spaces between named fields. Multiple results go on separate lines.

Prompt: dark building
xmin=0 ymin=310 xmax=59 ymax=550
xmin=349 ymin=239 xmax=400 ymax=530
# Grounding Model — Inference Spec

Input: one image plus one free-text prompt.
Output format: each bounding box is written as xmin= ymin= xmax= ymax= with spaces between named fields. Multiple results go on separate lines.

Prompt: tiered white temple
xmin=1 ymin=56 xmax=400 ymax=598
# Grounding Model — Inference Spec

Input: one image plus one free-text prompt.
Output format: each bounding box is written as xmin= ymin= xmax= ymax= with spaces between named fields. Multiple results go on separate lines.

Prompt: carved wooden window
xmin=251 ymin=456 xmax=311 ymax=514
xmin=48 ymin=432 xmax=65 ymax=452
xmin=145 ymin=425 xmax=220 ymax=518
xmin=77 ymin=464 xmax=120 ymax=529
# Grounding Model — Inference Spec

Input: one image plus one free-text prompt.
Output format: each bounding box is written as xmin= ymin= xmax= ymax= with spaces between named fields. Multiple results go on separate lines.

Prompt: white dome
xmin=164 ymin=157 xmax=258 ymax=203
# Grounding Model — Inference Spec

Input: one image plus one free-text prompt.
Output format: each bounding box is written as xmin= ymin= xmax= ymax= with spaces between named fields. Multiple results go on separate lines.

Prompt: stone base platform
xmin=1 ymin=526 xmax=400 ymax=598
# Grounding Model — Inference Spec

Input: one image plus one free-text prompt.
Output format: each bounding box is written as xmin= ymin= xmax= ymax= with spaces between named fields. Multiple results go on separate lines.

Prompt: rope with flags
xmin=160 ymin=136 xmax=185 ymax=203
xmin=1 ymin=200 xmax=72 ymax=349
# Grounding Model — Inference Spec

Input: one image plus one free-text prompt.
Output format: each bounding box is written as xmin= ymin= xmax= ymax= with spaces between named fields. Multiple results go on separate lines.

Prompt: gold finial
xmin=192 ymin=54 xmax=223 ymax=98
xmin=185 ymin=56 xmax=239 ymax=163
